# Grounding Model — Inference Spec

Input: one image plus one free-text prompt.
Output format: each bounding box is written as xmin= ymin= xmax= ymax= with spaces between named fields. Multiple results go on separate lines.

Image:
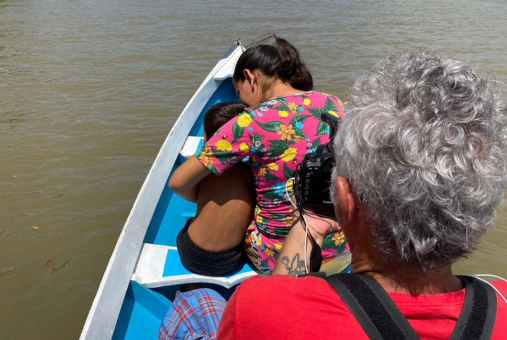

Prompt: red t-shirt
xmin=217 ymin=275 xmax=507 ymax=339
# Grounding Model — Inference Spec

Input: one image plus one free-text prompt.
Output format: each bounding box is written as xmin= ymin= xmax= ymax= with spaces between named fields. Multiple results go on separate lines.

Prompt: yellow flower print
xmin=237 ymin=113 xmax=252 ymax=127
xmin=286 ymin=178 xmax=294 ymax=193
xmin=277 ymin=124 xmax=296 ymax=141
xmin=303 ymin=99 xmax=311 ymax=106
xmin=288 ymin=102 xmax=298 ymax=114
xmin=278 ymin=111 xmax=289 ymax=118
xmin=258 ymin=167 xmax=267 ymax=176
xmin=215 ymin=140 xmax=232 ymax=151
xmin=264 ymin=246 xmax=274 ymax=257
xmin=280 ymin=148 xmax=297 ymax=162
xmin=328 ymin=111 xmax=339 ymax=118
xmin=198 ymin=150 xmax=215 ymax=167
xmin=239 ymin=142 xmax=249 ymax=153
xmin=283 ymin=216 xmax=292 ymax=227
xmin=256 ymin=215 xmax=263 ymax=224
xmin=268 ymin=163 xmax=279 ymax=171
xmin=337 ymin=99 xmax=343 ymax=106
xmin=274 ymin=242 xmax=283 ymax=250
xmin=332 ymin=231 xmax=345 ymax=246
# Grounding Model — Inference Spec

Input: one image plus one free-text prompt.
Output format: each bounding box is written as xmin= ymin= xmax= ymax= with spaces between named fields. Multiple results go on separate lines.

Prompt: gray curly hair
xmin=331 ymin=48 xmax=507 ymax=270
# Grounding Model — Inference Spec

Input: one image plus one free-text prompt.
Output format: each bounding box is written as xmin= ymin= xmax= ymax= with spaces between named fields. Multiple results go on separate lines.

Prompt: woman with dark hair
xmin=170 ymin=35 xmax=348 ymax=273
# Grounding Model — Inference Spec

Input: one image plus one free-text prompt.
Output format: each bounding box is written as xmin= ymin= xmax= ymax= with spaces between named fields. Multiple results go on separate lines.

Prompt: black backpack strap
xmin=324 ymin=274 xmax=419 ymax=340
xmin=324 ymin=274 xmax=498 ymax=340
xmin=448 ymin=275 xmax=497 ymax=340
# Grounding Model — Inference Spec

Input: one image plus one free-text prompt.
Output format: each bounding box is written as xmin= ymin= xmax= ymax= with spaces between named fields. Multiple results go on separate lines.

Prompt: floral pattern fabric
xmin=196 ymin=91 xmax=349 ymax=273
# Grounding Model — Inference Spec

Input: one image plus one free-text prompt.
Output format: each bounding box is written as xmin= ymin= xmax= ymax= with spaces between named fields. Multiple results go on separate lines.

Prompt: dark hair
xmin=203 ymin=102 xmax=247 ymax=138
xmin=233 ymin=34 xmax=313 ymax=91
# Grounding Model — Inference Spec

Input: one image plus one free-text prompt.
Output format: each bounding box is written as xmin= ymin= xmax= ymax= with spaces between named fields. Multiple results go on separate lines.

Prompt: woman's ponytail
xmin=233 ymin=34 xmax=313 ymax=91
xmin=274 ymin=37 xmax=313 ymax=91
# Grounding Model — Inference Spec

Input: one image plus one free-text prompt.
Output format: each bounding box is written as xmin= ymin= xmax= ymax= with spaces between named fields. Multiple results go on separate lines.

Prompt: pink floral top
xmin=196 ymin=91 xmax=348 ymax=272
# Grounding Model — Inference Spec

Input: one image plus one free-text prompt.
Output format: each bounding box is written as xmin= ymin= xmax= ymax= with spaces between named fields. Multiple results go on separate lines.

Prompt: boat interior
xmin=113 ymin=78 xmax=258 ymax=340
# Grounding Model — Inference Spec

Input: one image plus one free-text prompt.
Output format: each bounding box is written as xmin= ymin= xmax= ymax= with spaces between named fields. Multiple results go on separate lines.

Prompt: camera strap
xmin=308 ymin=231 xmax=322 ymax=273
xmin=323 ymin=274 xmax=497 ymax=340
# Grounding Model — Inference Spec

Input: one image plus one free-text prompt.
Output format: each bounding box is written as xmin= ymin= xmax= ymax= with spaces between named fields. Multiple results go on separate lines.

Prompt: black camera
xmin=295 ymin=112 xmax=341 ymax=206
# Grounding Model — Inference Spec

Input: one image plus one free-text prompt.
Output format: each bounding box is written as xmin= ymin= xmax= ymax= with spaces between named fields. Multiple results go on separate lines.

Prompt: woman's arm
xmin=168 ymin=155 xmax=212 ymax=203
xmin=171 ymin=110 xmax=253 ymax=202
xmin=272 ymin=207 xmax=338 ymax=276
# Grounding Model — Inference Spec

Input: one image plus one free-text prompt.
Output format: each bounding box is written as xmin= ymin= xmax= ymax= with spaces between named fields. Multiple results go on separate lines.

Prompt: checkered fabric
xmin=159 ymin=288 xmax=226 ymax=340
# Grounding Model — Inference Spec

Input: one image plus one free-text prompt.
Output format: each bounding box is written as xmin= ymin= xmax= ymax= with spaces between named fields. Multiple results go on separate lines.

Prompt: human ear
xmin=243 ymin=69 xmax=256 ymax=88
xmin=335 ymin=176 xmax=356 ymax=223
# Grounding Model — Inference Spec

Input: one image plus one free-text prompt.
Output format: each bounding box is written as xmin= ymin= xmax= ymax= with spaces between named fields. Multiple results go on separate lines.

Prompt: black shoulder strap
xmin=449 ymin=275 xmax=497 ymax=340
xmin=308 ymin=231 xmax=322 ymax=273
xmin=324 ymin=274 xmax=497 ymax=340
xmin=324 ymin=274 xmax=419 ymax=340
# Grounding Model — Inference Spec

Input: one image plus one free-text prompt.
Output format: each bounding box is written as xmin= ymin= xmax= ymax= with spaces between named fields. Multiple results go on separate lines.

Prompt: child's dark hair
xmin=203 ymin=102 xmax=247 ymax=138
xmin=233 ymin=34 xmax=313 ymax=91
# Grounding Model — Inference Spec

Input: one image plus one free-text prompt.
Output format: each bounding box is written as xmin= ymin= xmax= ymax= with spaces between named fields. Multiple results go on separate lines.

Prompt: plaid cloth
xmin=159 ymin=288 xmax=226 ymax=340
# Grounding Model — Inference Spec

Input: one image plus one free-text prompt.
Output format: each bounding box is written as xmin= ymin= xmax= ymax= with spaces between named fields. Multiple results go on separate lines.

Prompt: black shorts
xmin=176 ymin=218 xmax=245 ymax=276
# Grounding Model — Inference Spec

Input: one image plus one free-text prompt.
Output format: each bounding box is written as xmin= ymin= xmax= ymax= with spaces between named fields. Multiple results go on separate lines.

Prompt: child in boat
xmin=176 ymin=102 xmax=255 ymax=276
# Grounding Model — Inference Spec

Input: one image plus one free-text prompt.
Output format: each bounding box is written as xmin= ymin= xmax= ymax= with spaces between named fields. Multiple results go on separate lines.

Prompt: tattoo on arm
xmin=281 ymin=253 xmax=307 ymax=277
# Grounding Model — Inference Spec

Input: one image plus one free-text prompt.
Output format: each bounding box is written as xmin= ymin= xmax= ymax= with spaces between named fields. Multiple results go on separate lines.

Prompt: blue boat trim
xmin=113 ymin=281 xmax=173 ymax=340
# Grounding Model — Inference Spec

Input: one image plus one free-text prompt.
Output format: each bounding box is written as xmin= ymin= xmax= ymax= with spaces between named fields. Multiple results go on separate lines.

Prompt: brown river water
xmin=1 ymin=0 xmax=506 ymax=338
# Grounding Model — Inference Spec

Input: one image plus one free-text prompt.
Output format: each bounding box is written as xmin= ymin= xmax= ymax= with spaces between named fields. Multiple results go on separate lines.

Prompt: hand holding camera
xmin=294 ymin=112 xmax=341 ymax=208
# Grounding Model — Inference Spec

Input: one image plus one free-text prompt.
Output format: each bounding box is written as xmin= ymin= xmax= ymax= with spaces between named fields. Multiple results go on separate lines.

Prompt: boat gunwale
xmin=79 ymin=43 xmax=244 ymax=340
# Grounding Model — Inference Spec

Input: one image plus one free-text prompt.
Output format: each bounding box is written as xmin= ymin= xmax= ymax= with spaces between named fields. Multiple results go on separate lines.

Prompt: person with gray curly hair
xmin=216 ymin=49 xmax=507 ymax=339
xmin=331 ymin=48 xmax=507 ymax=271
